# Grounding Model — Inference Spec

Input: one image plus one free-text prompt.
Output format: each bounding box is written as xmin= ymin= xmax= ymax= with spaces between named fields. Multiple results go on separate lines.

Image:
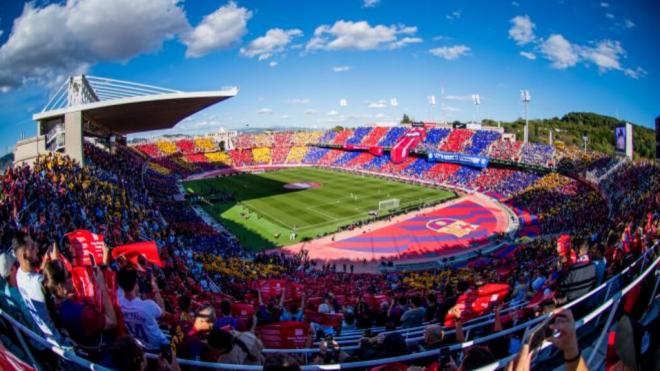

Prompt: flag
xmin=67 ymin=229 xmax=105 ymax=267
xmin=112 ymin=241 xmax=163 ymax=268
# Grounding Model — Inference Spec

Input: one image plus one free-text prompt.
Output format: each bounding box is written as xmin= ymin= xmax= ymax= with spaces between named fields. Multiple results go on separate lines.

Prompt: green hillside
xmin=483 ymin=112 xmax=656 ymax=159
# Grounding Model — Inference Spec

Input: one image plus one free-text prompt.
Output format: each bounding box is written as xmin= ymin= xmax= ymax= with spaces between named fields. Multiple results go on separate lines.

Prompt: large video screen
xmin=615 ymin=126 xmax=626 ymax=153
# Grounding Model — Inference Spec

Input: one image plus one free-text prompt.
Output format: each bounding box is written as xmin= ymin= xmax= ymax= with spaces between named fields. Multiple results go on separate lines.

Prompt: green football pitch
xmin=184 ymin=167 xmax=455 ymax=250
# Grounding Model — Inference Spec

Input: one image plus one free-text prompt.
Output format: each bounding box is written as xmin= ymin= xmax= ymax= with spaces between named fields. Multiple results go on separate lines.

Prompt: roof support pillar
xmin=64 ymin=111 xmax=84 ymax=166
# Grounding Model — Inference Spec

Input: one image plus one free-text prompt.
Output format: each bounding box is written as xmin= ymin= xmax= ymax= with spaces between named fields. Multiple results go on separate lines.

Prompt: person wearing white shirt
xmin=117 ymin=268 xmax=167 ymax=351
xmin=13 ymin=234 xmax=61 ymax=341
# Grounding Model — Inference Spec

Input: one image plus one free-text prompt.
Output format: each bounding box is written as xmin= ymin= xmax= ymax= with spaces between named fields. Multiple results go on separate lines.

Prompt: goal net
xmin=378 ymin=198 xmax=400 ymax=212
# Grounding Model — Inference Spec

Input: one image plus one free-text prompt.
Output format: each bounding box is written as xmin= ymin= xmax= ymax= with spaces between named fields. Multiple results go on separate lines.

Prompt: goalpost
xmin=378 ymin=198 xmax=400 ymax=212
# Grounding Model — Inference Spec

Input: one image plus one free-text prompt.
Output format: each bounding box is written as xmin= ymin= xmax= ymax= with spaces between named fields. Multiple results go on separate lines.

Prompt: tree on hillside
xmin=401 ymin=114 xmax=412 ymax=124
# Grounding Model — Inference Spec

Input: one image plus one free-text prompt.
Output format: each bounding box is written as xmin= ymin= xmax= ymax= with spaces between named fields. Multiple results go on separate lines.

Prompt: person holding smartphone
xmin=509 ymin=309 xmax=587 ymax=371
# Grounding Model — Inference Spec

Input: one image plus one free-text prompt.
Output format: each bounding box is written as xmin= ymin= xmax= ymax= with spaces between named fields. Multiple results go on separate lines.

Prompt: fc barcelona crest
xmin=426 ymin=218 xmax=479 ymax=237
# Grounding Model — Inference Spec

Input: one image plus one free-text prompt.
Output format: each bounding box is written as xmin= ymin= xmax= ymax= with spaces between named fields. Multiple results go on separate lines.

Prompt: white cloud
xmin=605 ymin=13 xmax=614 ymax=19
xmin=580 ymin=40 xmax=624 ymax=72
xmin=446 ymin=10 xmax=461 ymax=21
xmin=280 ymin=114 xmax=289 ymax=119
xmin=509 ymin=15 xmax=536 ymax=45
xmin=508 ymin=14 xmax=643 ymax=79
xmin=182 ymin=1 xmax=252 ymax=58
xmin=305 ymin=20 xmax=421 ymax=51
xmin=539 ymin=34 xmax=579 ymax=69
xmin=362 ymin=0 xmax=380 ymax=8
xmin=389 ymin=37 xmax=422 ymax=49
xmin=286 ymin=98 xmax=311 ymax=104
xmin=432 ymin=35 xmax=452 ymax=41
xmin=512 ymin=1 xmax=519 ymax=6
xmin=623 ymin=67 xmax=647 ymax=79
xmin=0 ymin=0 xmax=188 ymax=90
xmin=304 ymin=109 xmax=318 ymax=115
xmin=240 ymin=28 xmax=302 ymax=60
xmin=429 ymin=45 xmax=471 ymax=60
xmin=257 ymin=108 xmax=273 ymax=114
xmin=327 ymin=110 xmax=339 ymax=116
xmin=539 ymin=35 xmax=636 ymax=76
xmin=600 ymin=2 xmax=609 ymax=7
xmin=623 ymin=18 xmax=635 ymax=28
xmin=367 ymin=99 xmax=388 ymax=108
xmin=332 ymin=65 xmax=351 ymax=72
xmin=269 ymin=61 xmax=278 ymax=67
xmin=520 ymin=51 xmax=537 ymax=60
xmin=445 ymin=95 xmax=472 ymax=101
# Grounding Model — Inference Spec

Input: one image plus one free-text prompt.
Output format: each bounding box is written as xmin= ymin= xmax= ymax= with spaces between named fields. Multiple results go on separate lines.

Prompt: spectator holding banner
xmin=42 ymin=259 xmax=117 ymax=363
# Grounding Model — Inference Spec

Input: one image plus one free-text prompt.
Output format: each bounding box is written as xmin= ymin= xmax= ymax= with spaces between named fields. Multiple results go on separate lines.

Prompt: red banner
xmin=445 ymin=283 xmax=510 ymax=326
xmin=231 ymin=303 xmax=256 ymax=331
xmin=256 ymin=280 xmax=304 ymax=301
xmin=67 ymin=229 xmax=105 ymax=266
xmin=256 ymin=279 xmax=287 ymax=301
xmin=112 ymin=241 xmax=163 ymax=267
xmin=257 ymin=321 xmax=310 ymax=349
xmin=304 ymin=310 xmax=343 ymax=328
xmin=70 ymin=266 xmax=103 ymax=311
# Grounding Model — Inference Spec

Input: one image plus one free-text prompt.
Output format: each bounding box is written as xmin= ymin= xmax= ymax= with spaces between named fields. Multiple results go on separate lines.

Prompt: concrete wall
xmin=13 ymin=135 xmax=46 ymax=166
xmin=64 ymin=111 xmax=84 ymax=165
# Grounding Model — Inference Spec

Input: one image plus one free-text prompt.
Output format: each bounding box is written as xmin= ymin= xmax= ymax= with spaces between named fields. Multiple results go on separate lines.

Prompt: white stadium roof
xmin=33 ymin=75 xmax=238 ymax=134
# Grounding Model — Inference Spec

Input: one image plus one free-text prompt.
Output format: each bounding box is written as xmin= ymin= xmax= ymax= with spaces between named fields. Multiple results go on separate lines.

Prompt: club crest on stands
xmin=426 ymin=218 xmax=479 ymax=237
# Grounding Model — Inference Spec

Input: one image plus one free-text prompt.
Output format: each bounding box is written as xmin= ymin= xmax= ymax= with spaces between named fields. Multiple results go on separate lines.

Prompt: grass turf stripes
xmin=184 ymin=167 xmax=455 ymax=250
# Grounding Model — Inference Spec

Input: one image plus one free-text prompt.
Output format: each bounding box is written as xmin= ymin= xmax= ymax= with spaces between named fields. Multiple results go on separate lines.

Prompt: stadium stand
xmin=463 ymin=130 xmax=501 ymax=155
xmin=252 ymin=147 xmax=272 ymax=165
xmin=361 ymin=126 xmax=389 ymax=146
xmin=438 ymin=129 xmax=473 ymax=153
xmin=346 ymin=127 xmax=372 ymax=145
xmin=1 ymin=125 xmax=658 ymax=371
xmin=378 ymin=127 xmax=406 ymax=147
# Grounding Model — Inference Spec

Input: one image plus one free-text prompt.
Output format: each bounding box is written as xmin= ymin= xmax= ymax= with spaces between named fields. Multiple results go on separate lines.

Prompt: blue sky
xmin=0 ymin=0 xmax=658 ymax=153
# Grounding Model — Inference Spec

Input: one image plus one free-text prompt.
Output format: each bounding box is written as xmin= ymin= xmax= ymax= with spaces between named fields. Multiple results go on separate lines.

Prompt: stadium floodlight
xmin=520 ymin=90 xmax=531 ymax=143
xmin=339 ymin=98 xmax=348 ymax=107
xmin=390 ymin=98 xmax=398 ymax=107
xmin=472 ymin=94 xmax=481 ymax=124
xmin=427 ymin=95 xmax=436 ymax=105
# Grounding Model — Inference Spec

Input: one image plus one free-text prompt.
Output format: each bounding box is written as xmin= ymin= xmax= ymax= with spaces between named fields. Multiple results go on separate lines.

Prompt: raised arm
xmin=493 ymin=305 xmax=503 ymax=332
xmin=450 ymin=307 xmax=465 ymax=343
xmin=279 ymin=289 xmax=286 ymax=308
xmin=151 ymin=275 xmax=165 ymax=311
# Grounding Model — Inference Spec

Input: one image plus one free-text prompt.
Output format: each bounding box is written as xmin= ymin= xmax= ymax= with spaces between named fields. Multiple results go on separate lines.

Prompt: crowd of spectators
xmin=1 ymin=126 xmax=657 ymax=370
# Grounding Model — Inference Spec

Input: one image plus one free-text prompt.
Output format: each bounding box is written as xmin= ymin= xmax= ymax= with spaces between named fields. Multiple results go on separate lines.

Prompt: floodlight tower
xmin=472 ymin=94 xmax=481 ymax=124
xmin=520 ymin=90 xmax=531 ymax=143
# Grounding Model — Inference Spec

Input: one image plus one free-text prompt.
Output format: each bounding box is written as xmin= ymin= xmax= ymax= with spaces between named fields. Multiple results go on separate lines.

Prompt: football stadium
xmin=0 ymin=1 xmax=659 ymax=371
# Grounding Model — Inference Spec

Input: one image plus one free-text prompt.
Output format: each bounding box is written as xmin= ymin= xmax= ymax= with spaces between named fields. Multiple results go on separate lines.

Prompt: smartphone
xmin=160 ymin=344 xmax=172 ymax=363
xmin=526 ymin=316 xmax=554 ymax=350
